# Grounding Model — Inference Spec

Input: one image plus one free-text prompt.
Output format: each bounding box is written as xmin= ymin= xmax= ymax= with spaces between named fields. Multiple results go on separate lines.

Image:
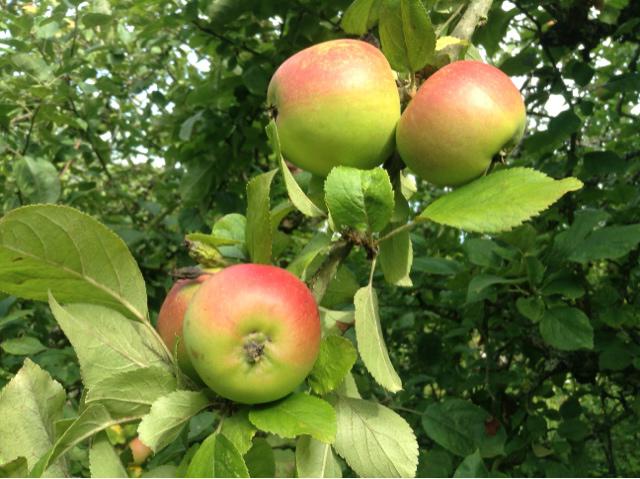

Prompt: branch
xmin=443 ymin=0 xmax=494 ymax=59
xmin=67 ymin=98 xmax=113 ymax=180
xmin=451 ymin=0 xmax=494 ymax=41
xmin=512 ymin=1 xmax=574 ymax=106
xmin=21 ymin=104 xmax=40 ymax=155
xmin=192 ymin=21 xmax=266 ymax=59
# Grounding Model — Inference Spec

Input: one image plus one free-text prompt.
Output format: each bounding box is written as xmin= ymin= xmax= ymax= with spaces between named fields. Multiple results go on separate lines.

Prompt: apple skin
xmin=156 ymin=271 xmax=216 ymax=381
xmin=267 ymin=39 xmax=401 ymax=177
xmin=396 ymin=60 xmax=526 ymax=187
xmin=183 ymin=264 xmax=321 ymax=404
xmin=129 ymin=437 xmax=152 ymax=465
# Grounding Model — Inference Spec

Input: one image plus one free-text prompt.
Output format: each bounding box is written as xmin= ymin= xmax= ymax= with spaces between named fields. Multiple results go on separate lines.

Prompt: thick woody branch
xmin=444 ymin=0 xmax=494 ymax=59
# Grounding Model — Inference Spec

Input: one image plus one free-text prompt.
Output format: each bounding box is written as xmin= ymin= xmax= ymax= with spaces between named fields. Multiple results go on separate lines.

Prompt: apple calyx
xmin=243 ymin=332 xmax=270 ymax=364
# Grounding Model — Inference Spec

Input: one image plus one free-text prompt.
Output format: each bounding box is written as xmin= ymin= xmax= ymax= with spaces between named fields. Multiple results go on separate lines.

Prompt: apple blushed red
xmin=268 ymin=39 xmax=401 ymax=176
xmin=183 ymin=263 xmax=321 ymax=404
xmin=156 ymin=271 xmax=216 ymax=381
xmin=396 ymin=60 xmax=527 ymax=187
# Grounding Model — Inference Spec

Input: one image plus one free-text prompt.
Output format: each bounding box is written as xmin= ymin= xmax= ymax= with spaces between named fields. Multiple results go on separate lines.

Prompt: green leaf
xmin=180 ymin=160 xmax=217 ymax=205
xmin=31 ymin=403 xmax=116 ymax=477
xmin=287 ymin=233 xmax=332 ymax=280
xmin=565 ymin=60 xmax=595 ymax=87
xmin=321 ymin=266 xmax=361 ymax=309
xmin=422 ymin=399 xmax=506 ymax=458
xmin=568 ymin=224 xmax=640 ymax=263
xmin=335 ymin=372 xmax=362 ymax=399
xmin=220 ymin=410 xmax=256 ymax=456
xmin=248 ymin=393 xmax=336 ymax=443
xmin=0 ymin=205 xmax=148 ymax=321
xmin=464 ymin=238 xmax=500 ymax=267
xmin=186 ymin=433 xmax=249 ymax=478
xmin=541 ymin=275 xmax=585 ymax=299
xmin=0 ymin=336 xmax=46 ymax=355
xmin=467 ymin=275 xmax=526 ymax=303
xmin=539 ymin=307 xmax=594 ymax=351
xmin=0 ymin=457 xmax=28 ymax=477
xmin=207 ymin=0 xmax=254 ymax=25
xmin=14 ymin=157 xmax=61 ymax=204
xmin=418 ymin=450 xmax=453 ymax=477
xmin=325 ymin=166 xmax=394 ymax=233
xmin=266 ymin=121 xmax=325 ymax=218
xmin=581 ymin=151 xmax=625 ymax=177
xmin=354 ymin=285 xmax=402 ymax=392
xmin=500 ymin=48 xmax=538 ymax=76
xmin=0 ymin=359 xmax=65 ymax=476
xmin=473 ymin=7 xmax=517 ymax=57
xmin=557 ymin=419 xmax=590 ymax=442
xmin=11 ymin=53 xmax=52 ymax=81
xmin=246 ymin=170 xmax=277 ymax=264
xmin=379 ymin=227 xmax=413 ymax=286
xmin=82 ymin=12 xmax=112 ymax=27
xmin=143 ymin=465 xmax=177 ymax=477
xmin=417 ymin=168 xmax=583 ymax=233
xmin=296 ymin=436 xmax=342 ymax=478
xmin=454 ymin=450 xmax=488 ymax=478
xmin=0 ymin=309 xmax=33 ymax=331
xmin=184 ymin=233 xmax=229 ymax=267
xmin=89 ymin=432 xmax=128 ymax=478
xmin=138 ymin=390 xmax=211 ymax=453
xmin=35 ymin=20 xmax=61 ymax=39
xmin=341 ymin=0 xmax=381 ymax=34
xmin=516 ymin=297 xmax=545 ymax=322
xmin=273 ymin=449 xmax=296 ymax=477
xmin=179 ymin=111 xmax=204 ymax=141
xmin=379 ymin=0 xmax=436 ymax=72
xmin=333 ymin=396 xmax=418 ymax=477
xmin=320 ymin=308 xmax=355 ymax=336
xmin=49 ymin=296 xmax=171 ymax=389
xmin=552 ymin=209 xmax=610 ymax=257
xmin=211 ymin=213 xmax=248 ymax=260
xmin=308 ymin=335 xmax=358 ymax=396
xmin=522 ymin=110 xmax=582 ymax=154
xmin=599 ymin=341 xmax=634 ymax=370
xmin=412 ymin=257 xmax=463 ymax=276
xmin=85 ymin=367 xmax=178 ymax=417
xmin=244 ymin=438 xmax=275 ymax=478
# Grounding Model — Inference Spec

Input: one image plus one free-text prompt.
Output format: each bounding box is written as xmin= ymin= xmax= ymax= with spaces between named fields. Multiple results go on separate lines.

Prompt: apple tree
xmin=0 ymin=0 xmax=639 ymax=477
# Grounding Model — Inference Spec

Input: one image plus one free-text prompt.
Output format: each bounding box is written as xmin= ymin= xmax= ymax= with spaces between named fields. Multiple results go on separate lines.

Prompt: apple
xmin=396 ymin=60 xmax=526 ymax=187
xmin=156 ymin=270 xmax=217 ymax=380
xmin=183 ymin=264 xmax=321 ymax=404
xmin=267 ymin=39 xmax=401 ymax=176
xmin=129 ymin=437 xmax=152 ymax=465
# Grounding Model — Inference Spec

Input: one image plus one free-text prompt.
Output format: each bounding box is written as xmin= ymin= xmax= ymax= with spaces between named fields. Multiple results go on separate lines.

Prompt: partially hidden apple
xmin=129 ymin=437 xmax=152 ymax=465
xmin=396 ymin=60 xmax=526 ymax=187
xmin=267 ymin=38 xmax=401 ymax=177
xmin=156 ymin=269 xmax=217 ymax=381
xmin=183 ymin=263 xmax=321 ymax=404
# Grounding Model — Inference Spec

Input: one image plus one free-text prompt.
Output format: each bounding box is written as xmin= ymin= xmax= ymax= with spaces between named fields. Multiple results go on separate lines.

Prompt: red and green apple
xmin=183 ymin=264 xmax=321 ymax=404
xmin=396 ymin=60 xmax=526 ymax=187
xmin=268 ymin=38 xmax=401 ymax=176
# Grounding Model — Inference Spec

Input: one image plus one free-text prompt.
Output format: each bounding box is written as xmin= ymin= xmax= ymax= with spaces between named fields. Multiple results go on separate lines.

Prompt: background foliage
xmin=1 ymin=0 xmax=639 ymax=477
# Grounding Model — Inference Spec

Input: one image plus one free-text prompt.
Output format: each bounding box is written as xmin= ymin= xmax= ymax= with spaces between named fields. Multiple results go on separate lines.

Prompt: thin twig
xmin=21 ymin=104 xmax=40 ymax=155
xmin=378 ymin=222 xmax=415 ymax=244
xmin=192 ymin=21 xmax=265 ymax=58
